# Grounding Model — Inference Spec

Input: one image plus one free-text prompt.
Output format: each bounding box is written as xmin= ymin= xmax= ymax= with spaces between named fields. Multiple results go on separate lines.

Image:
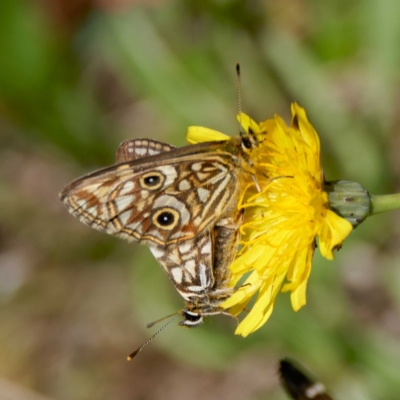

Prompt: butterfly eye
xmin=140 ymin=172 xmax=165 ymax=190
xmin=179 ymin=311 xmax=203 ymax=327
xmin=241 ymin=137 xmax=252 ymax=150
xmin=153 ymin=208 xmax=180 ymax=230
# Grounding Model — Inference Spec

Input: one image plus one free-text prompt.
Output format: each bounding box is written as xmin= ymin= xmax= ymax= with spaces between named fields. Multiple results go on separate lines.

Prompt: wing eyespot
xmin=152 ymin=208 xmax=180 ymax=230
xmin=140 ymin=172 xmax=165 ymax=190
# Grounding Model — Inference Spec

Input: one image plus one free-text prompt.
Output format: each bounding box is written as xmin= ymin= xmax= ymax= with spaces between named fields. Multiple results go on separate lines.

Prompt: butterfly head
xmin=179 ymin=301 xmax=236 ymax=328
xmin=240 ymin=127 xmax=261 ymax=154
xmin=237 ymin=110 xmax=266 ymax=158
xmin=179 ymin=310 xmax=203 ymax=327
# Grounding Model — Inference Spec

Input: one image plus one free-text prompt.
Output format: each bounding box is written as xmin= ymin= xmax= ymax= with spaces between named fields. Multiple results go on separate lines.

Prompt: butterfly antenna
xmin=146 ymin=312 xmax=181 ymax=329
xmin=236 ymin=63 xmax=244 ymax=135
xmin=235 ymin=63 xmax=260 ymax=190
xmin=236 ymin=63 xmax=249 ymax=140
xmin=236 ymin=63 xmax=242 ymax=117
xmin=127 ymin=313 xmax=181 ymax=361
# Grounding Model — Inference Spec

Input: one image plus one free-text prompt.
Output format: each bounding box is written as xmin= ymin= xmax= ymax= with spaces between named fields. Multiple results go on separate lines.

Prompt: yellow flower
xmin=187 ymin=104 xmax=353 ymax=337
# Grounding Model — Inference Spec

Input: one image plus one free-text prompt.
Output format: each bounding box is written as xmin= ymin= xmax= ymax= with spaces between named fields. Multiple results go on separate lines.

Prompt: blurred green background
xmin=1 ymin=0 xmax=400 ymax=399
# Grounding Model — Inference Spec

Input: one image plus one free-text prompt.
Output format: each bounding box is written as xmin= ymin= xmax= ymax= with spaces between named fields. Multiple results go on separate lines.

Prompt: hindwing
xmin=116 ymin=138 xmax=176 ymax=163
xmin=149 ymin=215 xmax=242 ymax=303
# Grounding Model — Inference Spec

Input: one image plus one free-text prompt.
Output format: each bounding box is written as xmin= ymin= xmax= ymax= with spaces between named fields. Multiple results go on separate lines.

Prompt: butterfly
xmin=60 ymin=129 xmax=263 ymax=331
xmin=279 ymin=359 xmax=334 ymax=400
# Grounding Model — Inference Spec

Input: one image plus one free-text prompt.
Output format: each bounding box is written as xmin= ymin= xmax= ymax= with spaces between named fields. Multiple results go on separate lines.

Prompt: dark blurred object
xmin=279 ymin=359 xmax=334 ymax=400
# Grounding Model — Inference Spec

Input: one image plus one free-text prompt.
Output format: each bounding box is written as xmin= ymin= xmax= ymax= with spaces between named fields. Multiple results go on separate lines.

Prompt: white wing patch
xmin=171 ymin=267 xmax=183 ymax=284
xmin=114 ymin=195 xmax=136 ymax=213
xmin=118 ymin=211 xmax=131 ymax=226
xmin=120 ymin=181 xmax=135 ymax=195
xmin=179 ymin=242 xmax=192 ymax=254
xmin=191 ymin=162 xmax=202 ymax=171
xmin=201 ymin=240 xmax=211 ymax=255
xmin=184 ymin=260 xmax=196 ymax=278
xmin=150 ymin=246 xmax=165 ymax=259
xmin=179 ymin=179 xmax=191 ymax=191
xmin=159 ymin=165 xmax=178 ymax=185
xmin=197 ymin=188 xmax=210 ymax=202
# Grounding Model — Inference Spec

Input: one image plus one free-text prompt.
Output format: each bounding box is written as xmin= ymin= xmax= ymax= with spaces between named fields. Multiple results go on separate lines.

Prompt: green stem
xmin=370 ymin=194 xmax=400 ymax=215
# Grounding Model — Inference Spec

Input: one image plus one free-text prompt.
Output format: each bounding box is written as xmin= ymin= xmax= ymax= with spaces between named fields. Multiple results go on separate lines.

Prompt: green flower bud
xmin=324 ymin=180 xmax=371 ymax=228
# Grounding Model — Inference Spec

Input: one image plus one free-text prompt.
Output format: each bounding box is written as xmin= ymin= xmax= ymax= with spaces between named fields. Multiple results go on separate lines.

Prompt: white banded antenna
xmin=127 ymin=313 xmax=181 ymax=360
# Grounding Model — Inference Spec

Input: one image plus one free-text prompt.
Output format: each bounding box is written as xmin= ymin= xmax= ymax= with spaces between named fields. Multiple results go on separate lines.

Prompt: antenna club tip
xmin=236 ymin=63 xmax=241 ymax=73
xmin=127 ymin=356 xmax=133 ymax=361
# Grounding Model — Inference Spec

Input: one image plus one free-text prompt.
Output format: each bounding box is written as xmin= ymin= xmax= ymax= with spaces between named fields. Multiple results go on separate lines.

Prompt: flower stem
xmin=370 ymin=194 xmax=400 ymax=215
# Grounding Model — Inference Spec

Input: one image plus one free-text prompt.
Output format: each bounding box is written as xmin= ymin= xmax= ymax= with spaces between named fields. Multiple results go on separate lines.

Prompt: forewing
xmin=60 ymin=146 xmax=239 ymax=246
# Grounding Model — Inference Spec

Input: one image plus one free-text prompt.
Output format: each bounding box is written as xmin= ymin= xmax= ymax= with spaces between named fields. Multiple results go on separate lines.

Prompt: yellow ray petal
xmin=318 ymin=209 xmax=353 ymax=260
xmin=186 ymin=126 xmax=229 ymax=144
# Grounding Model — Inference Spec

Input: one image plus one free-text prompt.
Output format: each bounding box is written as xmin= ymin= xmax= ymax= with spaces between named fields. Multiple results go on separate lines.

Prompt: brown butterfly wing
xmin=60 ymin=141 xmax=240 ymax=246
xmin=116 ymin=138 xmax=176 ymax=163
